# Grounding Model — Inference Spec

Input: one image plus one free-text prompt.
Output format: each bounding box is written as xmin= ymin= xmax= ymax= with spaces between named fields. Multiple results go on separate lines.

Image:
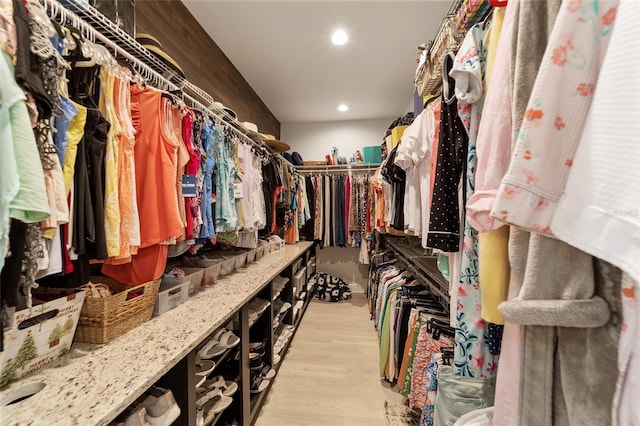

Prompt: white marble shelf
xmin=0 ymin=242 xmax=313 ymax=426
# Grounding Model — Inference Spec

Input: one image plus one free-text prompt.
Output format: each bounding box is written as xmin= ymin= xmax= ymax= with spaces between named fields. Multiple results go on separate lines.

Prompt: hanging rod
xmin=42 ymin=0 xmax=293 ymax=165
xmin=296 ymin=164 xmax=379 ymax=174
xmin=382 ymin=236 xmax=450 ymax=304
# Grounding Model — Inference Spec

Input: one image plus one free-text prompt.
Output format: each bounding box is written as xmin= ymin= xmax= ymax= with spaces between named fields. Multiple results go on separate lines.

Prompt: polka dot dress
xmin=427 ymin=53 xmax=469 ymax=252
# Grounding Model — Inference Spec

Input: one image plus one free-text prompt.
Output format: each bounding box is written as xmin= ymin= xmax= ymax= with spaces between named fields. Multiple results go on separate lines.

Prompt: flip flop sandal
xmin=257 ymin=366 xmax=276 ymax=380
xmin=249 ymin=375 xmax=269 ymax=394
xmin=195 ymin=359 xmax=216 ymax=377
xmin=217 ymin=330 xmax=240 ymax=349
xmin=201 ymin=375 xmax=239 ymax=397
xmin=198 ymin=339 xmax=226 ymax=359
xmin=196 ymin=389 xmax=233 ymax=415
xmin=235 ymin=350 xmax=261 ymax=363
xmin=195 ymin=373 xmax=206 ymax=389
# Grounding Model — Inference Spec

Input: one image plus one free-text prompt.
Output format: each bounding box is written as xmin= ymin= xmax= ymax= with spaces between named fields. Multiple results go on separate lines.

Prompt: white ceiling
xmin=183 ymin=0 xmax=452 ymax=124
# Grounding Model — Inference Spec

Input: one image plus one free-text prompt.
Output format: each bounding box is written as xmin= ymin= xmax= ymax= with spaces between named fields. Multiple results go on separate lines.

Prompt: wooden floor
xmin=255 ymin=292 xmax=403 ymax=426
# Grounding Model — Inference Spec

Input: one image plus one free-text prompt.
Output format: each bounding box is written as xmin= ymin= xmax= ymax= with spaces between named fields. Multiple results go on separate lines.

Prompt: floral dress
xmin=450 ymin=24 xmax=499 ymax=378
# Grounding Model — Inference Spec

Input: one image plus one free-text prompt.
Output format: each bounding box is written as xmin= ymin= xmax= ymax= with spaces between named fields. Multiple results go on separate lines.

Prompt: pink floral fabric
xmin=491 ymin=0 xmax=619 ymax=233
xmin=465 ymin=1 xmax=516 ymax=233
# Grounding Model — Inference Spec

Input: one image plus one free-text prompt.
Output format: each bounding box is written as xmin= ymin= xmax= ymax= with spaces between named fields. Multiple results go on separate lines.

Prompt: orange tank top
xmin=130 ymin=84 xmax=183 ymax=248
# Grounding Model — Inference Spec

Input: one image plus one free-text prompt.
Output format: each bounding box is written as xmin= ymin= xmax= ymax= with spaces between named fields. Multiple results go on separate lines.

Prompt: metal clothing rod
xmin=296 ymin=164 xmax=379 ymax=174
xmin=42 ymin=0 xmax=292 ymax=164
xmin=382 ymin=237 xmax=450 ymax=306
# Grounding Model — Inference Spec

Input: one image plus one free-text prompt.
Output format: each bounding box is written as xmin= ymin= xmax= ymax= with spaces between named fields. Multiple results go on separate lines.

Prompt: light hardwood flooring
xmin=255 ymin=292 xmax=404 ymax=426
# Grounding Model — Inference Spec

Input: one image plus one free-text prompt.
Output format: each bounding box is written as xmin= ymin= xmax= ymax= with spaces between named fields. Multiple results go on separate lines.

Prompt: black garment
xmin=71 ymin=109 xmax=109 ymax=261
xmin=320 ymin=176 xmax=331 ymax=247
xmin=397 ymin=297 xmax=412 ymax=366
xmin=85 ymin=109 xmax=109 ymax=260
xmin=486 ymin=323 xmax=504 ymax=356
xmin=1 ymin=219 xmax=28 ymax=308
xmin=427 ymin=52 xmax=469 ymax=252
xmin=12 ymin=0 xmax=54 ymax=118
xmin=381 ymin=145 xmax=406 ymax=231
xmin=261 ymin=157 xmax=282 ymax=234
xmin=303 ymin=176 xmax=315 ymax=241
xmin=335 ymin=176 xmax=346 ymax=247
xmin=329 ymin=176 xmax=335 ymax=246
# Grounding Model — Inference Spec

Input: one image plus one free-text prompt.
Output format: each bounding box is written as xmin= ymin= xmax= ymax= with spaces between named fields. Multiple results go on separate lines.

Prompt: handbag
xmin=415 ymin=16 xmax=461 ymax=96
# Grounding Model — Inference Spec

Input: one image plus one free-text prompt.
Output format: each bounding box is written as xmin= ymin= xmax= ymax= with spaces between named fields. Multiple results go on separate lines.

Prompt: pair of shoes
xmin=250 ymin=374 xmax=269 ymax=394
xmin=195 ymin=388 xmax=233 ymax=424
xmin=273 ymin=300 xmax=291 ymax=317
xmin=256 ymin=365 xmax=276 ymax=380
xmin=248 ymin=298 xmax=270 ymax=324
xmin=198 ymin=329 xmax=240 ymax=359
xmin=195 ymin=357 xmax=215 ymax=377
xmin=110 ymin=404 xmax=149 ymax=426
xmin=249 ymin=368 xmax=275 ymax=394
xmin=249 ymin=352 xmax=264 ymax=371
xmin=197 ymin=375 xmax=238 ymax=397
xmin=249 ymin=341 xmax=265 ymax=358
xmin=137 ymin=387 xmax=181 ymax=426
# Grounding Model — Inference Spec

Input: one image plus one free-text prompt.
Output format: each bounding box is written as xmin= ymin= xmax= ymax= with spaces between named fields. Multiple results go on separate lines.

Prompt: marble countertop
xmin=0 ymin=242 xmax=313 ymax=426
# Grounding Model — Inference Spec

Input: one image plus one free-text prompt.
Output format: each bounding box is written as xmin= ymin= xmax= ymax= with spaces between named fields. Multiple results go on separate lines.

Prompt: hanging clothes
xmin=426 ymin=53 xmax=468 ymax=252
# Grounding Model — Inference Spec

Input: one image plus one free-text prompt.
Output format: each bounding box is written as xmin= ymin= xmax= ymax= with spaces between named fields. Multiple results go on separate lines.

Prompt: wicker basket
xmin=75 ymin=277 xmax=161 ymax=344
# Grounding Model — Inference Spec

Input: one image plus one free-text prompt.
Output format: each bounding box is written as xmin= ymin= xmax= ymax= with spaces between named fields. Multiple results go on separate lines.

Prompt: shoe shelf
xmin=247 ymin=300 xmax=271 ymax=330
xmin=0 ymin=242 xmax=315 ymax=426
xmin=271 ymin=276 xmax=289 ymax=301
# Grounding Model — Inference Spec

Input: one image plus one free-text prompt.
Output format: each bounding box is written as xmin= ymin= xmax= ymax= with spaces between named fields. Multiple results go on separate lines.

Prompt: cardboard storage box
xmin=1 ymin=290 xmax=85 ymax=387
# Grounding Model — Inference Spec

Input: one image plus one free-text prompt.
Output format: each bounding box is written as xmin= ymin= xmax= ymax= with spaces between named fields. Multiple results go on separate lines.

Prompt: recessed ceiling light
xmin=338 ymin=104 xmax=349 ymax=112
xmin=331 ymin=29 xmax=349 ymax=46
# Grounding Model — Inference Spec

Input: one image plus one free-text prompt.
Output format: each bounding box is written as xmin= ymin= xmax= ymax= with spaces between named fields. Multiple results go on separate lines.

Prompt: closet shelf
xmin=0 ymin=243 xmax=313 ymax=425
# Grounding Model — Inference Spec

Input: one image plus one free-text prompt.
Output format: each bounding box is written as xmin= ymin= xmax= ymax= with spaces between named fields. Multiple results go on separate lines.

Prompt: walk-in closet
xmin=0 ymin=0 xmax=637 ymax=425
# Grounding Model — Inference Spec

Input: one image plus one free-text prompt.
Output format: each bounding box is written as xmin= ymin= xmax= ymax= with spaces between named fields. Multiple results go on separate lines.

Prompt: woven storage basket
xmin=75 ymin=277 xmax=161 ymax=344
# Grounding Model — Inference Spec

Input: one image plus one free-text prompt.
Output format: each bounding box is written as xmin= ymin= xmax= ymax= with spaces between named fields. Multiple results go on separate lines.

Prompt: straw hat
xmin=240 ymin=121 xmax=264 ymax=139
xmin=136 ymin=33 xmax=185 ymax=78
xmin=264 ymin=138 xmax=291 ymax=153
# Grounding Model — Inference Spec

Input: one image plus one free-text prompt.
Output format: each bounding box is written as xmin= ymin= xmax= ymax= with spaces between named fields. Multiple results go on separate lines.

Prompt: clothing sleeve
xmin=490 ymin=0 xmax=619 ymax=234
xmin=466 ymin=1 xmax=516 ymax=232
xmin=449 ymin=26 xmax=485 ymax=106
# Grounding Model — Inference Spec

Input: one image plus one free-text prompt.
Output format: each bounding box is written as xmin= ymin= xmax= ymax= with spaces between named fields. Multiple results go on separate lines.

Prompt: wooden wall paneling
xmin=135 ymin=0 xmax=281 ymax=138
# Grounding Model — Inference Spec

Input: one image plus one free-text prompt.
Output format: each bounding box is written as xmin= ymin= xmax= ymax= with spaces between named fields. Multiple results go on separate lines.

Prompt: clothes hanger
xmin=441 ymin=347 xmax=455 ymax=365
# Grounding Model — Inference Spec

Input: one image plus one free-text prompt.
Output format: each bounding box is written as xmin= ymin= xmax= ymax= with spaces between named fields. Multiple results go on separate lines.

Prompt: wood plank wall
xmin=135 ymin=0 xmax=281 ymax=138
